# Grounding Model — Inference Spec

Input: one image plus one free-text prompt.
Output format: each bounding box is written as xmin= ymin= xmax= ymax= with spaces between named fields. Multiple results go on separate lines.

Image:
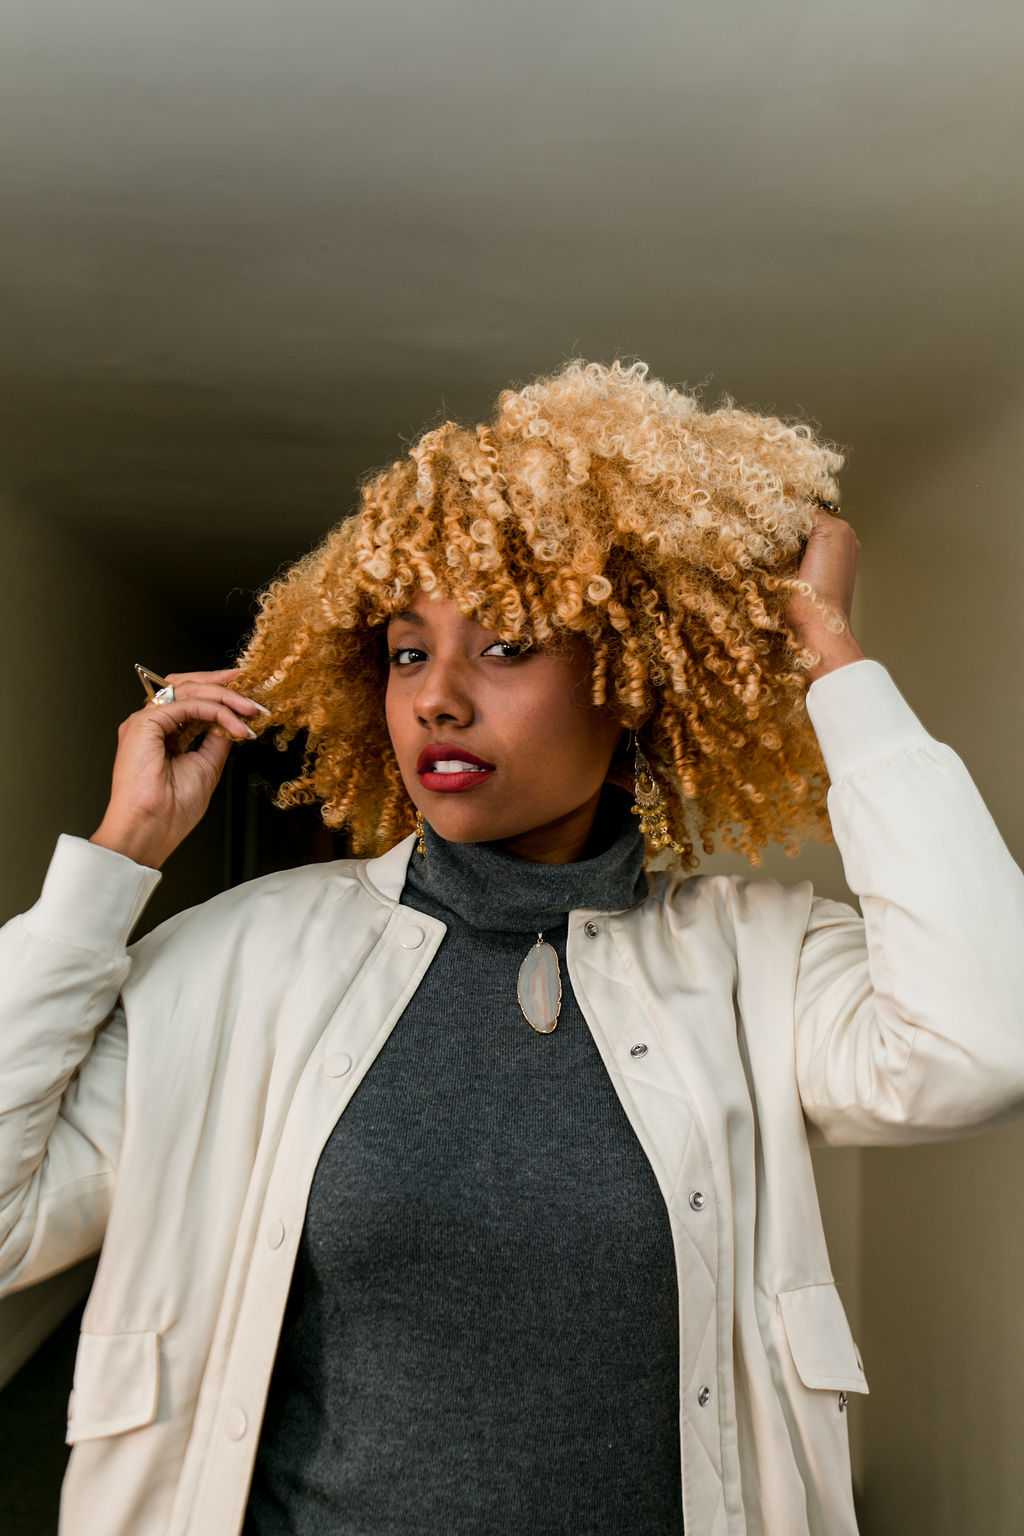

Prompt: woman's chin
xmin=420 ymin=811 xmax=513 ymax=845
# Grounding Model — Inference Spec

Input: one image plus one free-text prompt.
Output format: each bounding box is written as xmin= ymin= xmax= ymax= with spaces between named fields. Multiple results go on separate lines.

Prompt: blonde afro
xmin=236 ymin=358 xmax=845 ymax=866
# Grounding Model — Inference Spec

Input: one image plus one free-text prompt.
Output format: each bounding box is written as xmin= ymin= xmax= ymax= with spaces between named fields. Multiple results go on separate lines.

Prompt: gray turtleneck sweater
xmin=244 ymin=792 xmax=683 ymax=1534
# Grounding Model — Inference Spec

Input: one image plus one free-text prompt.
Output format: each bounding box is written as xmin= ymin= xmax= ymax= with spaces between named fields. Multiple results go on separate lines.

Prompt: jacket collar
xmin=362 ymin=833 xmax=418 ymax=905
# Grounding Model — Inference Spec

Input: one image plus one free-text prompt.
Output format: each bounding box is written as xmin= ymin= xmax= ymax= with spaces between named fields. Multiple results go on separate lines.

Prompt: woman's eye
xmin=482 ymin=640 xmax=528 ymax=659
xmin=388 ymin=647 xmax=427 ymax=667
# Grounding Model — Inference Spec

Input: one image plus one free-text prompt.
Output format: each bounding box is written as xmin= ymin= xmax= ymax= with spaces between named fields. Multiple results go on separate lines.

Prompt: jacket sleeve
xmin=0 ymin=835 xmax=161 ymax=1293
xmin=793 ymin=660 xmax=1024 ymax=1147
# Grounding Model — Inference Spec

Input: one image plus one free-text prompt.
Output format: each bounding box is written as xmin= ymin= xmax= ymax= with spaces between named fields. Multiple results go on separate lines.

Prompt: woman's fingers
xmin=159 ymin=667 xmax=243 ymax=683
xmin=140 ymin=680 xmax=269 ymax=740
xmin=787 ymin=514 xmax=867 ymax=679
xmin=144 ymin=699 xmax=257 ymax=743
xmin=789 ymin=513 xmax=860 ymax=633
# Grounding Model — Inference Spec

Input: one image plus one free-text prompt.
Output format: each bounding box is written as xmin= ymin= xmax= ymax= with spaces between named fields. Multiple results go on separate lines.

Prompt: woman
xmin=1 ymin=359 xmax=1022 ymax=1536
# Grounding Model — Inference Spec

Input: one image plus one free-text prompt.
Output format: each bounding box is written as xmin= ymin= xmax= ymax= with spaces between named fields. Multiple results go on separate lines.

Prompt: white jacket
xmin=1 ymin=660 xmax=1023 ymax=1536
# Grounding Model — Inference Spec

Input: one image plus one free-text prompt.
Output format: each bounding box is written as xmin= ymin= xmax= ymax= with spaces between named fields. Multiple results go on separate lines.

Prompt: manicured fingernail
xmin=245 ymin=726 xmax=257 ymax=740
xmin=251 ymin=702 xmax=271 ymax=715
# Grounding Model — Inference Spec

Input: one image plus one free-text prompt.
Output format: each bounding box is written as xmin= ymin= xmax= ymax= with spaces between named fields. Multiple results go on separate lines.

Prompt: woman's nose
xmin=413 ymin=659 xmax=474 ymax=727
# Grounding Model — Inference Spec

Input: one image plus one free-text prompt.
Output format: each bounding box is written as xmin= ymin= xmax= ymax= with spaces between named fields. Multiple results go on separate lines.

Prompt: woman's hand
xmin=89 ymin=668 xmax=267 ymax=870
xmin=787 ymin=512 xmax=867 ymax=682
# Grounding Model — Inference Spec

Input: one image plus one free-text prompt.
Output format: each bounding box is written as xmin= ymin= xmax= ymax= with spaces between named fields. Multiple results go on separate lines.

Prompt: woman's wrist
xmin=800 ymin=630 xmax=868 ymax=684
xmin=89 ymin=817 xmax=176 ymax=871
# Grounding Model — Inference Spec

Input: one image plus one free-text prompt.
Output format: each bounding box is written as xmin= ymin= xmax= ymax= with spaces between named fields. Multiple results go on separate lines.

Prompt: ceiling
xmin=2 ymin=0 xmax=1021 ymax=630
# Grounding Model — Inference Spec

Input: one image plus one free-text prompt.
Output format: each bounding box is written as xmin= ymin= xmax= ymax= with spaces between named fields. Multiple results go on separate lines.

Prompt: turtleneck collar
xmin=402 ymin=787 xmax=649 ymax=934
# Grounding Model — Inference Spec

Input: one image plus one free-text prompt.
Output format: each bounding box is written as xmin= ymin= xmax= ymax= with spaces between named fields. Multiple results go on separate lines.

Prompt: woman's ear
xmin=604 ymin=726 xmax=635 ymax=792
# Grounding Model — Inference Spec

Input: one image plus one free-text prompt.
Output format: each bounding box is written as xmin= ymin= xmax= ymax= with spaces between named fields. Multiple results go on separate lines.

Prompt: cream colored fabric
xmin=1 ymin=660 xmax=1022 ymax=1536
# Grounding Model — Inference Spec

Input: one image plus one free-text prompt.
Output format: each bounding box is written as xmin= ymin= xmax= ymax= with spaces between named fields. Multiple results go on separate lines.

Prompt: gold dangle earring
xmin=631 ymin=736 xmax=686 ymax=854
xmin=415 ymin=810 xmax=427 ymax=857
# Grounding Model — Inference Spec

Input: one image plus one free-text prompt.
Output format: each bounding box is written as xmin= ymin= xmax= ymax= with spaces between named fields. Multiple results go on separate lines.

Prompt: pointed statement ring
xmin=135 ymin=663 xmax=175 ymax=705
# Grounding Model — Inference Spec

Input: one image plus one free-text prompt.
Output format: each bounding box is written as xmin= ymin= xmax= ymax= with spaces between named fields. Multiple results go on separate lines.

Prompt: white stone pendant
xmin=517 ymin=933 xmax=562 ymax=1034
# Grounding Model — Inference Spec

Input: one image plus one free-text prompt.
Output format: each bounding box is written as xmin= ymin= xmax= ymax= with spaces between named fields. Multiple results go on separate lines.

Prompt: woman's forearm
xmin=0 ymin=836 xmax=158 ymax=1291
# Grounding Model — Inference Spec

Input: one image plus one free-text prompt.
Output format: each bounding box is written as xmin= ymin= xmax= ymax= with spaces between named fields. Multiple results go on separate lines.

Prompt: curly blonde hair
xmin=236 ymin=358 xmax=845 ymax=867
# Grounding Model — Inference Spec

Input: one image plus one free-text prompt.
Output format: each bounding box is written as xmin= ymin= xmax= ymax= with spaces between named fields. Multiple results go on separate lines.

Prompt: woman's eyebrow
xmin=386 ymin=609 xmax=425 ymax=627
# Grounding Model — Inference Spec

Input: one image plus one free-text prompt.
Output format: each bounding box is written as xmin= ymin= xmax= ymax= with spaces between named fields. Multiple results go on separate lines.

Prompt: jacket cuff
xmin=805 ymin=659 xmax=933 ymax=784
xmin=25 ymin=835 xmax=163 ymax=953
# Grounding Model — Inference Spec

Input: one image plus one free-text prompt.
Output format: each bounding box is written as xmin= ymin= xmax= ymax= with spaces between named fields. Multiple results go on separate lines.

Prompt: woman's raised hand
xmin=787 ymin=511 xmax=867 ymax=682
xmin=89 ymin=668 xmax=267 ymax=870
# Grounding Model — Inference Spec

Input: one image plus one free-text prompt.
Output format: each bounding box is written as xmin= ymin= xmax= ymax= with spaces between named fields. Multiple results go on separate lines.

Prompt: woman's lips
xmin=416 ymin=743 xmax=496 ymax=794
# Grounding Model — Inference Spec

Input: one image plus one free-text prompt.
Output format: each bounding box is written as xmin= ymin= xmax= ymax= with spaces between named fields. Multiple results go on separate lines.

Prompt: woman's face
xmin=384 ymin=592 xmax=624 ymax=864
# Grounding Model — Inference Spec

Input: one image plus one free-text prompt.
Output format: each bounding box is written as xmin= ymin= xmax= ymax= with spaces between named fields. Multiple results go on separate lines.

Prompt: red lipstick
xmin=416 ymin=742 xmax=497 ymax=794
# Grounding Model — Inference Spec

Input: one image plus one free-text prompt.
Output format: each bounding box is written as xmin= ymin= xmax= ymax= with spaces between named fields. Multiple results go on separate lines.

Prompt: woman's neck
xmin=492 ymin=786 xmax=608 ymax=865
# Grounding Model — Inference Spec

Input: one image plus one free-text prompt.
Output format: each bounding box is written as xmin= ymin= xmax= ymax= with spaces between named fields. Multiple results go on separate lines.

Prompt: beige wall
xmin=0 ymin=494 xmax=231 ymax=1386
xmin=847 ymin=398 xmax=1024 ymax=1534
xmin=0 ymin=499 xmax=232 ymax=930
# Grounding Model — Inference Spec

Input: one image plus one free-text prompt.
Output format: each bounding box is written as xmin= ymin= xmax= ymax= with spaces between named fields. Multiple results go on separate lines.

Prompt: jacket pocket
xmin=65 ymin=1329 xmax=160 ymax=1443
xmin=777 ymin=1282 xmax=869 ymax=1394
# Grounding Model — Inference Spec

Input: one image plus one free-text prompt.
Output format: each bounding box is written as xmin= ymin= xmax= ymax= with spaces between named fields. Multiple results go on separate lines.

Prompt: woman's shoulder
xmin=644 ymin=866 xmax=820 ymax=932
xmin=128 ymin=854 xmax=388 ymax=967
